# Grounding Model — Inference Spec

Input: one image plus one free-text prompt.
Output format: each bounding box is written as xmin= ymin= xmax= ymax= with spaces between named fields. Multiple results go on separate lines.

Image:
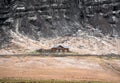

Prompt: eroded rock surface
xmin=0 ymin=0 xmax=120 ymax=54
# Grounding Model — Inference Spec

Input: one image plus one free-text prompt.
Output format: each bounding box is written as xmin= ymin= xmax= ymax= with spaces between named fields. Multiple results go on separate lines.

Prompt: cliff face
xmin=0 ymin=0 xmax=120 ymax=54
xmin=0 ymin=0 xmax=120 ymax=37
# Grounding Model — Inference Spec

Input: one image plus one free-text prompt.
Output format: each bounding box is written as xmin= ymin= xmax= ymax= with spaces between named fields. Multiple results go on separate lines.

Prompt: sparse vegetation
xmin=30 ymin=50 xmax=42 ymax=54
xmin=99 ymin=55 xmax=120 ymax=60
xmin=0 ymin=79 xmax=111 ymax=83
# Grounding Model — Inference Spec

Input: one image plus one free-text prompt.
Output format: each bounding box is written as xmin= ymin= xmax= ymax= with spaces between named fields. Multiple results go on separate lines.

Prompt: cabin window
xmin=60 ymin=50 xmax=63 ymax=52
xmin=56 ymin=50 xmax=59 ymax=52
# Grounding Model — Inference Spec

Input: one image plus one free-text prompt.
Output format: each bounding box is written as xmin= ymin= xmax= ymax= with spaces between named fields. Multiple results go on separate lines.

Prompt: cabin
xmin=51 ymin=45 xmax=69 ymax=52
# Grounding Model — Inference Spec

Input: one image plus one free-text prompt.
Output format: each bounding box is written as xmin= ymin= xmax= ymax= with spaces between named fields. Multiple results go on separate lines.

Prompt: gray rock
xmin=0 ymin=0 xmax=120 ymax=47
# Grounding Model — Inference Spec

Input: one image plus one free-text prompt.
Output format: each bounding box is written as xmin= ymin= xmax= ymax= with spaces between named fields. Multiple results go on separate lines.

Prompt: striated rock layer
xmin=0 ymin=0 xmax=120 ymax=54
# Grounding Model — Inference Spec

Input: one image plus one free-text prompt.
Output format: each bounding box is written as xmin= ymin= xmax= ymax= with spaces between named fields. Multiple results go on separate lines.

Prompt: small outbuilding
xmin=51 ymin=45 xmax=69 ymax=52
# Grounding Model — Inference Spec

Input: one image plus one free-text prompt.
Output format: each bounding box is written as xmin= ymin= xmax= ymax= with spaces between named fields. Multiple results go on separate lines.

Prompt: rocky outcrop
xmin=81 ymin=0 xmax=120 ymax=37
xmin=0 ymin=0 xmax=120 ymax=50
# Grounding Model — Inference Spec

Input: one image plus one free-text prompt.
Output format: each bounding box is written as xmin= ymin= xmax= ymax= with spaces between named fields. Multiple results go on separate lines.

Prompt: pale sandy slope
xmin=0 ymin=56 xmax=120 ymax=83
xmin=0 ymin=31 xmax=120 ymax=55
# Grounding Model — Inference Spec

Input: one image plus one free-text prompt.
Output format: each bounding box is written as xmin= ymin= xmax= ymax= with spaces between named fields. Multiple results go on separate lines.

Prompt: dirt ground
xmin=0 ymin=56 xmax=120 ymax=83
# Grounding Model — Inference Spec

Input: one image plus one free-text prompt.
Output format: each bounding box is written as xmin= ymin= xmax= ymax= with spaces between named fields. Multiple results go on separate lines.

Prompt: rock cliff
xmin=0 ymin=0 xmax=120 ymax=54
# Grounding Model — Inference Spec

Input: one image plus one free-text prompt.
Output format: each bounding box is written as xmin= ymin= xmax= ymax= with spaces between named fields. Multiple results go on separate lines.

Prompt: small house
xmin=51 ymin=45 xmax=69 ymax=52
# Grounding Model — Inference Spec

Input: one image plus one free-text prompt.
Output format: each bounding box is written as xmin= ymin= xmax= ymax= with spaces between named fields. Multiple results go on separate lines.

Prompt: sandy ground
xmin=0 ymin=56 xmax=120 ymax=83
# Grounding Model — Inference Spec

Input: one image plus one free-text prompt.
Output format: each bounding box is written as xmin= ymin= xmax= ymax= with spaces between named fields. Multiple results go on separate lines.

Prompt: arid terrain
xmin=0 ymin=56 xmax=120 ymax=83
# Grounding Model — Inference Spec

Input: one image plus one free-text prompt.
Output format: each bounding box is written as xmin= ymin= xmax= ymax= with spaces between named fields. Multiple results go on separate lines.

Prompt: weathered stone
xmin=0 ymin=0 xmax=120 ymax=47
